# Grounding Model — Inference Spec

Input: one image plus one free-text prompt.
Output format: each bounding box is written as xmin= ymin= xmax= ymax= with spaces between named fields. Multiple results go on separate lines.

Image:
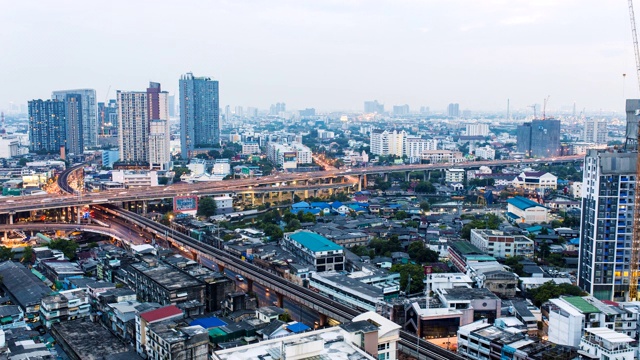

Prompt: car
xmin=265 ymin=288 xmax=270 ymax=293
xmin=236 ymin=275 xmax=244 ymax=282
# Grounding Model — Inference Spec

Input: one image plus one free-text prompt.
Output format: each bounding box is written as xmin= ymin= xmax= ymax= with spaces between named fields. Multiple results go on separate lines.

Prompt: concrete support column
xmin=313 ymin=189 xmax=318 ymax=198
xmin=424 ymin=170 xmax=428 ymax=182
xmin=290 ymin=191 xmax=295 ymax=201
xmin=251 ymin=195 xmax=255 ymax=207
xmin=304 ymin=189 xmax=309 ymax=199
xmin=8 ymin=213 xmax=13 ymax=225
xmin=217 ymin=263 xmax=225 ymax=273
xmin=363 ymin=174 xmax=367 ymax=189
xmin=357 ymin=175 xmax=362 ymax=192
xmin=77 ymin=207 xmax=81 ymax=224
xmin=247 ymin=279 xmax=253 ymax=293
xmin=276 ymin=293 xmax=284 ymax=308
xmin=328 ymin=177 xmax=333 ymax=184
xmin=278 ymin=192 xmax=282 ymax=202
xmin=384 ymin=173 xmax=389 ymax=182
xmin=406 ymin=171 xmax=411 ymax=182
xmin=142 ymin=201 xmax=148 ymax=215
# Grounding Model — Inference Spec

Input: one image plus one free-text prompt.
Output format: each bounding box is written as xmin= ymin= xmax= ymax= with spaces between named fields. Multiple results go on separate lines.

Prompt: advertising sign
xmin=174 ymin=196 xmax=198 ymax=212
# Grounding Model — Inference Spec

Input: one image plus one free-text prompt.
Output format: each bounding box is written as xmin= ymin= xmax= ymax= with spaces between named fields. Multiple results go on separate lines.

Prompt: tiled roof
xmin=140 ymin=305 xmax=182 ymax=323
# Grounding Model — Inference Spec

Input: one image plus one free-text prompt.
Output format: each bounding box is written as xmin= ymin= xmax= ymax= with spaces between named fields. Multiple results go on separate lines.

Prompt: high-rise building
xmin=117 ymin=82 xmax=170 ymax=168
xmin=393 ymin=104 xmax=410 ymax=116
xmin=447 ymin=103 xmax=460 ymax=117
xmin=578 ymin=149 xmax=636 ymax=301
xmin=404 ymin=136 xmax=437 ymax=158
xmin=179 ymin=73 xmax=220 ymax=159
xmin=465 ymin=123 xmax=489 ymax=137
xmin=63 ymin=94 xmax=83 ymax=155
xmin=625 ymin=99 xmax=640 ymax=150
xmin=117 ymin=90 xmax=148 ymax=163
xmin=419 ymin=106 xmax=430 ymax=115
xmin=516 ymin=119 xmax=561 ymax=157
xmin=299 ymin=108 xmax=316 ymax=117
xmin=168 ymin=95 xmax=175 ymax=118
xmin=247 ymin=107 xmax=259 ymax=118
xmin=364 ymin=100 xmax=384 ymax=114
xmin=28 ymin=99 xmax=66 ymax=153
xmin=269 ymin=103 xmax=286 ymax=115
xmin=583 ymin=119 xmax=608 ymax=144
xmin=98 ymin=99 xmax=118 ymax=135
xmin=52 ymin=89 xmax=97 ymax=149
xmin=224 ymin=105 xmax=231 ymax=122
xmin=370 ymin=129 xmax=406 ymax=157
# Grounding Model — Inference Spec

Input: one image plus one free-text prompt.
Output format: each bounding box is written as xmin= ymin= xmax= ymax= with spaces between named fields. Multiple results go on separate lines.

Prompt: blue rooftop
xmin=507 ymin=196 xmax=545 ymax=210
xmin=310 ymin=202 xmax=330 ymax=209
xmin=505 ymin=212 xmax=521 ymax=220
xmin=288 ymin=231 xmax=342 ymax=252
xmin=569 ymin=238 xmax=580 ymax=245
xmin=331 ymin=201 xmax=344 ymax=209
xmin=287 ymin=322 xmax=311 ymax=333
xmin=190 ymin=317 xmax=227 ymax=329
xmin=292 ymin=201 xmax=310 ymax=209
xmin=301 ymin=208 xmax=321 ymax=215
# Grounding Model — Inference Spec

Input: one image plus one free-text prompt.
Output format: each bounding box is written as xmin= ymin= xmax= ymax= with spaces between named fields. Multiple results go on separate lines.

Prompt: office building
xmin=28 ymin=99 xmax=66 ymax=153
xmin=266 ymin=142 xmax=312 ymax=169
xmin=584 ymin=118 xmax=608 ymax=144
xmin=364 ymin=100 xmax=384 ymax=114
xmin=516 ymin=119 xmax=561 ymax=157
xmin=465 ymin=123 xmax=489 ymax=137
xmin=282 ymin=231 xmax=344 ymax=272
xmin=299 ymin=108 xmax=316 ymax=117
xmin=52 ymin=89 xmax=97 ymax=148
xmin=392 ymin=104 xmax=410 ymax=116
xmin=98 ymin=99 xmax=118 ymax=134
xmin=270 ymin=102 xmax=286 ymax=115
xmin=234 ymin=106 xmax=243 ymax=117
xmin=578 ymin=150 xmax=636 ymax=301
xmin=370 ymin=129 xmax=406 ymax=157
xmin=470 ymin=229 xmax=534 ymax=259
xmin=180 ymin=73 xmax=220 ymax=159
xmin=447 ymin=103 xmax=460 ymax=117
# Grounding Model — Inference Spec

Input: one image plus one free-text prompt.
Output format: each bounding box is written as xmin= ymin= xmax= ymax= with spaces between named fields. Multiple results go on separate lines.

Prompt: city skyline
xmin=0 ymin=1 xmax=637 ymax=113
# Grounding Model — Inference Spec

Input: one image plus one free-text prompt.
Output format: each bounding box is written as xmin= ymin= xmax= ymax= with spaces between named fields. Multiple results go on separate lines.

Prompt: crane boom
xmin=628 ymin=0 xmax=640 ymax=301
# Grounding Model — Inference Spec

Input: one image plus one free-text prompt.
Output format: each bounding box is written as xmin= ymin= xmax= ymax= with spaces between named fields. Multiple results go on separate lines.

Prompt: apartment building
xmin=470 ymin=229 xmax=534 ymax=259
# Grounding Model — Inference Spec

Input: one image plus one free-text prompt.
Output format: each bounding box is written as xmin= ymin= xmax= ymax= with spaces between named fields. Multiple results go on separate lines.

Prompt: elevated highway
xmin=0 ymin=155 xmax=583 ymax=216
xmin=0 ymin=223 xmax=132 ymax=244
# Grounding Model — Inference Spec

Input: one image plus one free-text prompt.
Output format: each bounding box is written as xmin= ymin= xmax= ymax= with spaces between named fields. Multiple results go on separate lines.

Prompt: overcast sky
xmin=0 ymin=0 xmax=637 ymax=113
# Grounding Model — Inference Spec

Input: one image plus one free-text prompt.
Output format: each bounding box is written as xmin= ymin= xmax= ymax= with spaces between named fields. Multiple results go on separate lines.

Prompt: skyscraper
xmin=624 ymin=99 xmax=640 ymax=150
xmin=179 ymin=73 xmax=220 ymax=159
xmin=364 ymin=100 xmax=384 ymax=114
xmin=578 ymin=149 xmax=636 ymax=301
xmin=516 ymin=119 xmax=561 ymax=157
xmin=447 ymin=103 xmax=460 ymax=117
xmin=52 ymin=89 xmax=97 ymax=149
xmin=583 ymin=118 xmax=608 ymax=144
xmin=117 ymin=82 xmax=170 ymax=168
xmin=63 ymin=94 xmax=83 ymax=155
xmin=98 ymin=99 xmax=118 ymax=135
xmin=28 ymin=99 xmax=66 ymax=153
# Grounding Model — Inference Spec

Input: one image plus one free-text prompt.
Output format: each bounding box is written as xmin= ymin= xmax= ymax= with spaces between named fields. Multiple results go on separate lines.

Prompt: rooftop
xmin=129 ymin=262 xmax=204 ymax=290
xmin=507 ymin=196 xmax=545 ymax=210
xmin=51 ymin=320 xmax=133 ymax=360
xmin=584 ymin=327 xmax=634 ymax=343
xmin=449 ymin=241 xmax=485 ymax=256
xmin=439 ymin=287 xmax=499 ymax=301
xmin=563 ymin=296 xmax=601 ymax=314
xmin=140 ymin=305 xmax=183 ymax=323
xmin=288 ymin=231 xmax=342 ymax=252
xmin=0 ymin=261 xmax=52 ymax=308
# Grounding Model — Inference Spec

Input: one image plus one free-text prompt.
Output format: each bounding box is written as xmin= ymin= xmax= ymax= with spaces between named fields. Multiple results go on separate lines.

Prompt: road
xmin=0 ymin=155 xmax=583 ymax=215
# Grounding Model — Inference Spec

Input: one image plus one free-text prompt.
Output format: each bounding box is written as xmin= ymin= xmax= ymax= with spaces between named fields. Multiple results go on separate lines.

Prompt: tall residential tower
xmin=28 ymin=99 xmax=66 ymax=153
xmin=52 ymin=89 xmax=97 ymax=149
xmin=179 ymin=73 xmax=219 ymax=159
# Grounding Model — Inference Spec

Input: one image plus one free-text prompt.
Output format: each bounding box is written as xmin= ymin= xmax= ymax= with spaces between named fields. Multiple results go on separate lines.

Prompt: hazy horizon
xmin=1 ymin=0 xmax=638 ymax=113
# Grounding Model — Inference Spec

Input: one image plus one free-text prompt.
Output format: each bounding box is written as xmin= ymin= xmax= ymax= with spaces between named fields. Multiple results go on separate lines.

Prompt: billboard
xmin=174 ymin=196 xmax=198 ymax=212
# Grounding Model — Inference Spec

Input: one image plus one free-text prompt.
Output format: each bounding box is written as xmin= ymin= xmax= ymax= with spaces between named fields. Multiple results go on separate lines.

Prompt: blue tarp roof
xmin=190 ymin=317 xmax=227 ymax=329
xmin=569 ymin=238 xmax=580 ymax=245
xmin=292 ymin=201 xmax=310 ymax=209
xmin=287 ymin=322 xmax=311 ymax=333
xmin=331 ymin=201 xmax=344 ymax=209
xmin=505 ymin=212 xmax=520 ymax=220
xmin=310 ymin=202 xmax=330 ymax=209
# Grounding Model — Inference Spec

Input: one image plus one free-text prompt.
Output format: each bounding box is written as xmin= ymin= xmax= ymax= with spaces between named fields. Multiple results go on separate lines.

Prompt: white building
xmin=445 ymin=168 xmax=465 ymax=183
xmin=570 ymin=181 xmax=582 ymax=198
xmin=213 ymin=159 xmax=231 ymax=175
xmin=111 ymin=170 xmax=159 ymax=188
xmin=266 ymin=142 xmax=312 ymax=169
xmin=148 ymin=120 xmax=170 ymax=170
xmin=290 ymin=142 xmax=312 ymax=164
xmin=370 ymin=129 xmax=406 ymax=157
xmin=475 ymin=146 xmax=495 ymax=160
xmin=579 ymin=327 xmax=636 ymax=360
xmin=351 ymin=312 xmax=401 ymax=360
xmin=512 ymin=171 xmax=558 ymax=191
xmin=241 ymin=142 xmax=260 ymax=155
xmin=506 ymin=196 xmax=548 ymax=224
xmin=187 ymin=159 xmax=207 ymax=176
xmin=117 ymin=91 xmax=149 ymax=164
xmin=470 ymin=229 xmax=534 ymax=259
xmin=404 ymin=136 xmax=437 ymax=159
xmin=428 ymin=273 xmax=473 ymax=292
xmin=213 ymin=195 xmax=234 ymax=214
xmin=0 ymin=135 xmax=23 ymax=159
xmin=421 ymin=150 xmax=465 ymax=164
xmin=583 ymin=118 xmax=608 ymax=144
xmin=465 ymin=123 xmax=489 ymax=137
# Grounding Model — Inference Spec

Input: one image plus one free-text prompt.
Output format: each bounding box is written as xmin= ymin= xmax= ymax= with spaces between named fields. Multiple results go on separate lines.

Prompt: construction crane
xmin=627 ymin=0 xmax=640 ymax=301
xmin=542 ymin=95 xmax=551 ymax=120
xmin=529 ymin=104 xmax=537 ymax=119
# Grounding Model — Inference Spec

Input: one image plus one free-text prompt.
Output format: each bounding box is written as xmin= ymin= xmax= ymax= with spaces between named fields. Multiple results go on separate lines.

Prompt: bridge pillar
xmin=77 ymin=207 xmax=81 ymax=224
xmin=406 ymin=171 xmax=411 ymax=182
xmin=357 ymin=175 xmax=362 ymax=192
xmin=142 ymin=201 xmax=148 ymax=215
xmin=423 ymin=170 xmax=428 ymax=182
xmin=363 ymin=174 xmax=367 ymax=189
xmin=313 ymin=189 xmax=318 ymax=198
xmin=246 ymin=279 xmax=253 ymax=293
xmin=290 ymin=191 xmax=295 ymax=201
xmin=217 ymin=263 xmax=224 ymax=273
xmin=8 ymin=213 xmax=13 ymax=225
xmin=278 ymin=192 xmax=282 ymax=202
xmin=328 ymin=177 xmax=333 ymax=184
xmin=319 ymin=313 xmax=328 ymax=327
xmin=304 ymin=189 xmax=309 ymax=199
xmin=251 ymin=195 xmax=255 ymax=207
xmin=276 ymin=292 xmax=284 ymax=308
xmin=383 ymin=173 xmax=389 ymax=182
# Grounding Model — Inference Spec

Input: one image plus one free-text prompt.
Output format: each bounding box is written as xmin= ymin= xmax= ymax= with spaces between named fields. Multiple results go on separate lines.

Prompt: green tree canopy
xmin=528 ymin=281 xmax=587 ymax=307
xmin=390 ymin=263 xmax=425 ymax=295
xmin=49 ymin=239 xmax=79 ymax=260
xmin=197 ymin=197 xmax=217 ymax=218
xmin=407 ymin=241 xmax=439 ymax=263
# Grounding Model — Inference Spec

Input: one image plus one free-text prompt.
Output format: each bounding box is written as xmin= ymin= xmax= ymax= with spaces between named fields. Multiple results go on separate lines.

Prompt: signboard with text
xmin=174 ymin=196 xmax=198 ymax=212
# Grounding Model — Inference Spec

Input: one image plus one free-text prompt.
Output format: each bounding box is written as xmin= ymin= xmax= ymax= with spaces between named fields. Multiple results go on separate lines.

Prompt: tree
xmin=285 ymin=219 xmax=302 ymax=232
xmin=414 ymin=181 xmax=436 ymax=194
xmin=390 ymin=263 xmax=425 ymax=294
xmin=18 ymin=158 xmax=29 ymax=166
xmin=263 ymin=223 xmax=283 ymax=241
xmin=374 ymin=178 xmax=391 ymax=191
xmin=279 ymin=312 xmax=292 ymax=322
xmin=407 ymin=241 xmax=439 ymax=263
xmin=88 ymin=242 xmax=99 ymax=249
xmin=49 ymin=239 xmax=79 ymax=260
xmin=504 ymin=256 xmax=525 ymax=276
xmin=528 ymin=281 xmax=587 ymax=307
xmin=419 ymin=202 xmax=430 ymax=212
xmin=197 ymin=197 xmax=217 ymax=218
xmin=173 ymin=167 xmax=191 ymax=182
xmin=0 ymin=247 xmax=13 ymax=261
xmin=21 ymin=246 xmax=33 ymax=263
xmin=395 ymin=211 xmax=410 ymax=220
